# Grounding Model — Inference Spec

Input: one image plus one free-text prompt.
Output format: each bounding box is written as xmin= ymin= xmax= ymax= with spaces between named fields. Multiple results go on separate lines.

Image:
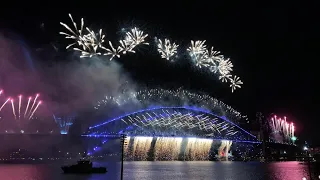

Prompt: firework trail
xmin=0 ymin=90 xmax=42 ymax=121
xmin=0 ymin=92 xmax=43 ymax=120
xmin=270 ymin=115 xmax=295 ymax=144
xmin=29 ymin=101 xmax=41 ymax=120
xmin=24 ymin=97 xmax=31 ymax=118
xmin=59 ymin=14 xmax=243 ymax=92
xmin=0 ymin=98 xmax=10 ymax=112
xmin=18 ymin=95 xmax=22 ymax=120
xmin=11 ymin=99 xmax=17 ymax=119
xmin=28 ymin=94 xmax=39 ymax=117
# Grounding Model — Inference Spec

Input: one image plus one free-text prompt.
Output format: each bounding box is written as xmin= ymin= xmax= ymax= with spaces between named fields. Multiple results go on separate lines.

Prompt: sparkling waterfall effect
xmin=132 ymin=137 xmax=153 ymax=160
xmin=184 ymin=138 xmax=213 ymax=161
xmin=124 ymin=136 xmax=217 ymax=161
xmin=153 ymin=137 xmax=183 ymax=161
xmin=218 ymin=140 xmax=232 ymax=160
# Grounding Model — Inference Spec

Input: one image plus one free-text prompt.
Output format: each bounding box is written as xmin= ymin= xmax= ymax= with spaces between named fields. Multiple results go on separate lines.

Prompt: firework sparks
xmin=60 ymin=14 xmax=148 ymax=60
xmin=124 ymin=136 xmax=218 ymax=161
xmin=101 ymin=41 xmax=121 ymax=60
xmin=18 ymin=95 xmax=22 ymax=120
xmin=28 ymin=94 xmax=39 ymax=117
xmin=217 ymin=58 xmax=233 ymax=75
xmin=187 ymin=40 xmax=242 ymax=92
xmin=11 ymin=99 xmax=17 ymax=120
xmin=59 ymin=14 xmax=243 ymax=92
xmin=24 ymin=97 xmax=31 ymax=118
xmin=0 ymin=98 xmax=10 ymax=112
xmin=156 ymin=38 xmax=179 ymax=60
xmin=270 ymin=115 xmax=295 ymax=144
xmin=4 ymin=94 xmax=43 ymax=120
xmin=229 ymin=75 xmax=243 ymax=93
xmin=187 ymin=40 xmax=207 ymax=55
xmin=29 ymin=101 xmax=42 ymax=120
xmin=59 ymin=14 xmax=84 ymax=49
xmin=123 ymin=27 xmax=149 ymax=47
xmin=95 ymin=88 xmax=248 ymax=124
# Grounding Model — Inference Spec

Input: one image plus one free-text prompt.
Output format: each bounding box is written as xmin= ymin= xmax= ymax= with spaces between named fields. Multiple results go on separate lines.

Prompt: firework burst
xmin=156 ymin=38 xmax=179 ymax=60
xmin=269 ymin=115 xmax=295 ymax=144
xmin=60 ymin=14 xmax=148 ymax=60
xmin=187 ymin=41 xmax=242 ymax=92
xmin=94 ymin=88 xmax=248 ymax=125
xmin=59 ymin=14 xmax=243 ymax=92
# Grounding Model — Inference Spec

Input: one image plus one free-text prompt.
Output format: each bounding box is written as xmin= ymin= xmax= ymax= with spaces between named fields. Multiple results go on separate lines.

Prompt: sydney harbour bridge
xmin=83 ymin=106 xmax=262 ymax=161
xmin=0 ymin=95 xmax=296 ymax=161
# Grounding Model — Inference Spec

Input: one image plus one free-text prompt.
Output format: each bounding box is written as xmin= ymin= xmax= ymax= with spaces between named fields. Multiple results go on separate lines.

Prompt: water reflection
xmin=0 ymin=161 xmax=317 ymax=180
xmin=265 ymin=162 xmax=309 ymax=180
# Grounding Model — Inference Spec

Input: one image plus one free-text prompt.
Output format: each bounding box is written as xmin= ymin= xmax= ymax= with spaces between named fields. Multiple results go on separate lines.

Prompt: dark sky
xmin=0 ymin=4 xmax=319 ymax=145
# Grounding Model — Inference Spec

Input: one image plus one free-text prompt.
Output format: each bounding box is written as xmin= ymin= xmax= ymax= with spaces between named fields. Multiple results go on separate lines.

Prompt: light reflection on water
xmin=0 ymin=161 xmax=317 ymax=180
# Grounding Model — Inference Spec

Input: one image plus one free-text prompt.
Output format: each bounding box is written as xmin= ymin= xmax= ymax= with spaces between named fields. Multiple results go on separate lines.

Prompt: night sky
xmin=0 ymin=4 xmax=318 ymax=145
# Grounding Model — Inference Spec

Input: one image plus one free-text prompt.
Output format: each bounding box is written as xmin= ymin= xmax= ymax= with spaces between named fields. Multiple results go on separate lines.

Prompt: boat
xmin=61 ymin=159 xmax=107 ymax=174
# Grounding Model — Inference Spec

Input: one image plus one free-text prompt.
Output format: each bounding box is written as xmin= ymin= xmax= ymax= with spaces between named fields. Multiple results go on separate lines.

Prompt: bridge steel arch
xmin=86 ymin=106 xmax=259 ymax=143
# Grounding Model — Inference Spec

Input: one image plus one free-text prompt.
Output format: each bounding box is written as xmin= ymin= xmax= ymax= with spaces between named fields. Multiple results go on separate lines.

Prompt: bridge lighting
xmin=87 ymin=106 xmax=258 ymax=142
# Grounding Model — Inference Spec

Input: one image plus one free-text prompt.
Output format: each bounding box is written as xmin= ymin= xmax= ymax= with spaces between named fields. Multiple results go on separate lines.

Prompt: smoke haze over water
xmin=0 ymin=32 xmax=136 ymax=132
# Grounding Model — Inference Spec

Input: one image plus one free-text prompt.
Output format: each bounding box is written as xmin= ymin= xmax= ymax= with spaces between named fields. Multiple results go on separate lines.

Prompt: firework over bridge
xmin=86 ymin=106 xmax=258 ymax=143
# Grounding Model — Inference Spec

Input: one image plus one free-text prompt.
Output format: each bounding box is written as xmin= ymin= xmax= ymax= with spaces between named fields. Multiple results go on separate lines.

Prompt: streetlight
xmin=120 ymin=134 xmax=128 ymax=180
xmin=304 ymin=146 xmax=312 ymax=180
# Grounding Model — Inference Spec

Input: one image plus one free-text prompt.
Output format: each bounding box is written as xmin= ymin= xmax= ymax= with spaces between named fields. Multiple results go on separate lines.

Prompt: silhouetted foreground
xmin=61 ymin=159 xmax=107 ymax=174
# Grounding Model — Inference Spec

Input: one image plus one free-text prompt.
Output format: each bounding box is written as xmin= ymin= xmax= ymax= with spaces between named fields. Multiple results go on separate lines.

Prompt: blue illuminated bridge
xmin=85 ymin=106 xmax=259 ymax=143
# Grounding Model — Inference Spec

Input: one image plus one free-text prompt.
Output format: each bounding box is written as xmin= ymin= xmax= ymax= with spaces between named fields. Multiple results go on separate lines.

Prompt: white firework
xmin=157 ymin=39 xmax=179 ymax=60
xmin=118 ymin=40 xmax=135 ymax=54
xmin=60 ymin=14 xmax=103 ymax=58
xmin=60 ymin=14 xmax=148 ymax=60
xmin=59 ymin=14 xmax=243 ymax=93
xmin=217 ymin=58 xmax=233 ymax=76
xmin=94 ymin=88 xmax=248 ymax=125
xmin=187 ymin=41 xmax=211 ymax=68
xmin=205 ymin=47 xmax=222 ymax=63
xmin=187 ymin=40 xmax=207 ymax=55
xmin=219 ymin=73 xmax=232 ymax=83
xmin=101 ymin=41 xmax=121 ymax=60
xmin=123 ymin=28 xmax=149 ymax=49
xmin=118 ymin=28 xmax=149 ymax=54
xmin=59 ymin=14 xmax=84 ymax=49
xmin=229 ymin=75 xmax=243 ymax=93
xmin=186 ymin=40 xmax=242 ymax=92
xmin=75 ymin=28 xmax=107 ymax=58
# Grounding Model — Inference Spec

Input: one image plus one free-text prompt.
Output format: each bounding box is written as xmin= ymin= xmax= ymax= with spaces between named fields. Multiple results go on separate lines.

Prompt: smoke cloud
xmin=0 ymin=32 xmax=136 ymax=133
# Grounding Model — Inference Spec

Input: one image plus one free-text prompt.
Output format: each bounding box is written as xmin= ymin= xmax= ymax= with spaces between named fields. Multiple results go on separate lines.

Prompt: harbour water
xmin=0 ymin=161 xmax=317 ymax=180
